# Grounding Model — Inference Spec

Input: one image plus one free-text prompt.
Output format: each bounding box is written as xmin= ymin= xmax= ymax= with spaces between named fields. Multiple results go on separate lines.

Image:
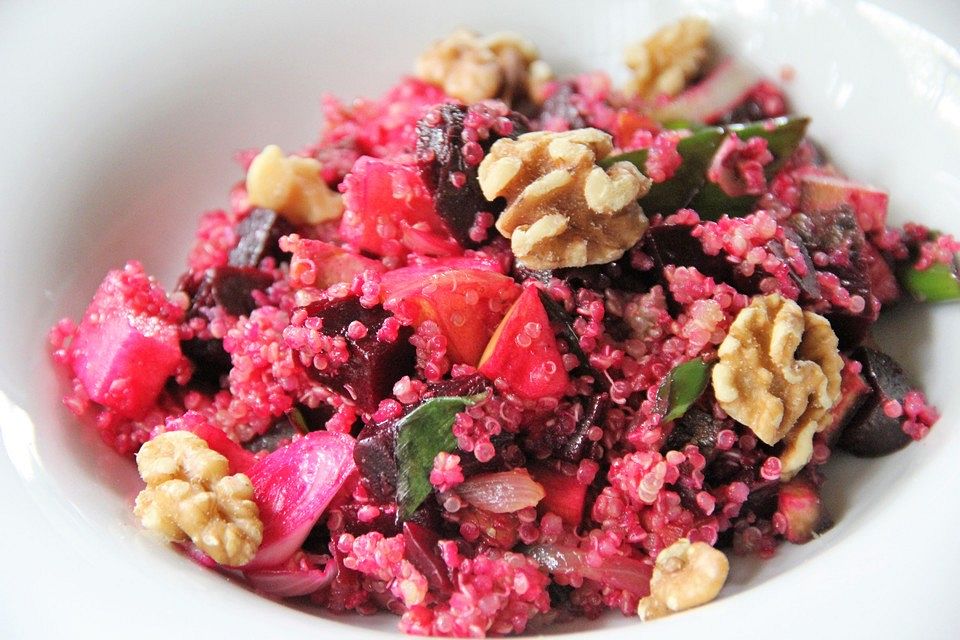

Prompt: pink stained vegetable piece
xmin=799 ymin=173 xmax=889 ymax=233
xmin=70 ymin=261 xmax=183 ymax=419
xmin=245 ymin=431 xmax=357 ymax=570
xmin=187 ymin=419 xmax=257 ymax=475
xmin=651 ymin=58 xmax=761 ymax=124
xmin=280 ymin=234 xmax=386 ymax=289
xmin=245 ymin=561 xmax=338 ymax=597
xmin=525 ymin=544 xmax=653 ymax=596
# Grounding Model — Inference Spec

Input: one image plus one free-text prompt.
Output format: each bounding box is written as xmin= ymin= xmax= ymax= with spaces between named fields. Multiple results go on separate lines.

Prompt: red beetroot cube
xmin=478 ymin=286 xmax=569 ymax=400
xmin=70 ymin=262 xmax=183 ymax=419
xmin=299 ymin=297 xmax=414 ymax=413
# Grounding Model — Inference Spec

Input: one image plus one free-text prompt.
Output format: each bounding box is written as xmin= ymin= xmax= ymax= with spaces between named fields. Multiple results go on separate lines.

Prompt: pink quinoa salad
xmin=48 ymin=19 xmax=956 ymax=637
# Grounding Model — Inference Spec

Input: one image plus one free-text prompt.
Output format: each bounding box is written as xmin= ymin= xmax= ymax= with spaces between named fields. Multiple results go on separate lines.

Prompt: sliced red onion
xmin=244 ymin=431 xmax=356 ymax=570
xmin=525 ymin=544 xmax=652 ymax=596
xmin=652 ymin=58 xmax=760 ymax=123
xmin=245 ymin=561 xmax=337 ymax=597
xmin=187 ymin=420 xmax=257 ymax=475
xmin=456 ymin=469 xmax=545 ymax=513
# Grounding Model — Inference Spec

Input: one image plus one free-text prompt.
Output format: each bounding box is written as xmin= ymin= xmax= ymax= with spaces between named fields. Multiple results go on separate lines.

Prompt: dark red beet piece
xmin=788 ymin=207 xmax=878 ymax=348
xmin=354 ymin=420 xmax=400 ymax=502
xmin=302 ymin=297 xmax=415 ymax=413
xmin=537 ymin=82 xmax=589 ymax=130
xmin=819 ymin=360 xmax=873 ymax=447
xmin=838 ymin=347 xmax=914 ymax=456
xmin=228 ymin=208 xmax=294 ymax=268
xmin=416 ymin=103 xmax=528 ymax=246
xmin=337 ymin=503 xmax=401 ymax=537
xmin=403 ymin=521 xmax=454 ymax=596
xmin=662 ymin=405 xmax=721 ymax=457
xmin=423 ymin=373 xmax=488 ymax=399
xmin=559 ymin=393 xmax=608 ymax=463
xmin=180 ymin=336 xmax=231 ymax=390
xmin=513 ymin=260 xmax=654 ymax=294
xmin=645 ymin=224 xmax=820 ymax=308
xmin=245 ymin=417 xmax=302 ymax=454
xmin=191 ymin=266 xmax=274 ymax=317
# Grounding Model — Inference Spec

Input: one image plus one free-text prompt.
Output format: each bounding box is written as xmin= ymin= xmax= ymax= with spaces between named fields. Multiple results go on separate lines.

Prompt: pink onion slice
xmin=187 ymin=419 xmax=257 ymax=475
xmin=244 ymin=431 xmax=356 ymax=570
xmin=456 ymin=469 xmax=545 ymax=513
xmin=651 ymin=58 xmax=760 ymax=123
xmin=525 ymin=544 xmax=653 ymax=596
xmin=245 ymin=561 xmax=337 ymax=597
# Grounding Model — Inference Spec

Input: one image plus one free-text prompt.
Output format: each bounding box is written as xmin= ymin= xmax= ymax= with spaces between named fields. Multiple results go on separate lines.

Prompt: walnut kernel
xmin=246 ymin=145 xmax=343 ymax=225
xmin=478 ymin=128 xmax=651 ymax=269
xmin=637 ymin=538 xmax=729 ymax=621
xmin=624 ymin=17 xmax=711 ymax=99
xmin=712 ymin=294 xmax=843 ymax=479
xmin=415 ymin=29 xmax=553 ymax=104
xmin=134 ymin=431 xmax=262 ymax=566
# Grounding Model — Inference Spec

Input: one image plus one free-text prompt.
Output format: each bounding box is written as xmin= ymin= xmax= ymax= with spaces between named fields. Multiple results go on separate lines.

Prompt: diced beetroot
xmin=415 ymin=103 xmax=528 ymax=246
xmin=663 ymin=405 xmax=721 ymax=456
xmin=788 ymin=207 xmax=878 ymax=348
xmin=799 ymin=174 xmax=889 ymax=233
xmin=339 ymin=157 xmax=449 ymax=258
xmin=402 ymin=521 xmax=454 ymax=596
xmin=530 ymin=465 xmax=588 ymax=527
xmin=228 ymin=208 xmax=294 ymax=268
xmin=838 ymin=347 xmax=914 ymax=457
xmin=180 ymin=336 xmax=231 ymax=389
xmin=280 ymin=234 xmax=385 ymax=289
xmin=300 ymin=297 xmax=415 ymax=412
xmin=353 ymin=419 xmax=400 ymax=502
xmin=713 ymin=79 xmax=788 ymax=125
xmin=383 ymin=267 xmax=521 ymax=366
xmin=777 ymin=476 xmax=832 ymax=544
xmin=819 ymin=359 xmax=873 ymax=447
xmin=651 ymin=58 xmax=761 ymax=123
xmin=478 ymin=286 xmax=569 ymax=400
xmin=245 ymin=431 xmax=356 ymax=570
xmin=190 ymin=266 xmax=273 ymax=317
xmin=70 ymin=262 xmax=183 ymax=419
xmin=559 ymin=393 xmax=608 ymax=463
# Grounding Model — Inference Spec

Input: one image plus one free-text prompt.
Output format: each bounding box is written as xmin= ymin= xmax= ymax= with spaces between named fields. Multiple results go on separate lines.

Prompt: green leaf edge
xmin=657 ymin=358 xmax=713 ymax=423
xmin=395 ymin=393 xmax=487 ymax=518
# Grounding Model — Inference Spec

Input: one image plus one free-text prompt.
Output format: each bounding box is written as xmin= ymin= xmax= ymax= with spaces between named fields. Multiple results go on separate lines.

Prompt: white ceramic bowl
xmin=2 ymin=1 xmax=959 ymax=637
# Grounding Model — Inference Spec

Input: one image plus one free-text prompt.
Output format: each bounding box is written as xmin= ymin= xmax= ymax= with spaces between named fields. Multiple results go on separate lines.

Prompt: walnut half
xmin=637 ymin=539 xmax=729 ymax=621
xmin=712 ymin=294 xmax=843 ymax=479
xmin=134 ymin=431 xmax=263 ymax=566
xmin=478 ymin=128 xmax=651 ymax=269
xmin=246 ymin=145 xmax=344 ymax=225
xmin=415 ymin=29 xmax=553 ymax=105
xmin=624 ymin=17 xmax=711 ymax=99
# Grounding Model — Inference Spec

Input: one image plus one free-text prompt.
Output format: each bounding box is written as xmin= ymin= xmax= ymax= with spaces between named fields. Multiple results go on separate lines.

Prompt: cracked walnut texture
xmin=478 ymin=128 xmax=651 ymax=270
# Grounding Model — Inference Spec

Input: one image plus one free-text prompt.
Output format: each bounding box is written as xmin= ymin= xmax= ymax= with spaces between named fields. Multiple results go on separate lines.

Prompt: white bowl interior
xmin=2 ymin=0 xmax=960 ymax=636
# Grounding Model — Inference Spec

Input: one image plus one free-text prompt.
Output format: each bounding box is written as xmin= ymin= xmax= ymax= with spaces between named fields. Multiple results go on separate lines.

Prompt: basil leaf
xmin=656 ymin=358 xmax=712 ymax=423
xmin=395 ymin=393 xmax=486 ymax=518
xmin=602 ymin=126 xmax=725 ymax=214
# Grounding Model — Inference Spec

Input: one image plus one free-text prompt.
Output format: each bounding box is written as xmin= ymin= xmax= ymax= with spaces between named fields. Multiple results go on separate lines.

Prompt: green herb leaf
xmin=656 ymin=358 xmax=712 ymax=423
xmin=396 ymin=394 xmax=487 ymax=518
xmin=898 ymin=261 xmax=960 ymax=303
xmin=602 ymin=126 xmax=725 ymax=214
xmin=689 ymin=116 xmax=810 ymax=219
